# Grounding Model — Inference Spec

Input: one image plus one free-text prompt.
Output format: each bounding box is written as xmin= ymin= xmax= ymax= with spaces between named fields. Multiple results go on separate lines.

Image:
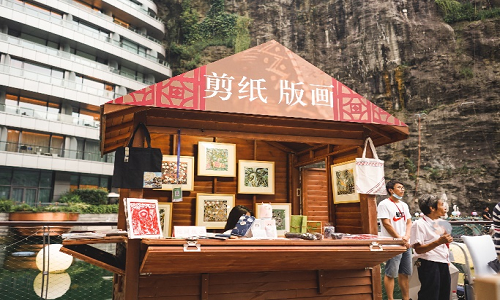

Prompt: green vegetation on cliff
xmin=169 ymin=0 xmax=251 ymax=75
xmin=435 ymin=0 xmax=500 ymax=23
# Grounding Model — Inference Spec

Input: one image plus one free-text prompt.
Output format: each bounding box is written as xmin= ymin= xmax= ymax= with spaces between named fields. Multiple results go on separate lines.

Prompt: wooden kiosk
xmin=62 ymin=41 xmax=409 ymax=299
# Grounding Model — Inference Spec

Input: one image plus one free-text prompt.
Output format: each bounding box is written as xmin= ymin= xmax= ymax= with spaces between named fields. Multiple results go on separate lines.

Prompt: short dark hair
xmin=419 ymin=194 xmax=440 ymax=215
xmin=224 ymin=205 xmax=253 ymax=231
xmin=386 ymin=180 xmax=404 ymax=194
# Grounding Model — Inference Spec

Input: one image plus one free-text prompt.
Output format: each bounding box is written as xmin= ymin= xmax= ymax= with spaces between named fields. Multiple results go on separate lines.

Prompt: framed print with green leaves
xmin=331 ymin=160 xmax=360 ymax=204
xmin=254 ymin=203 xmax=291 ymax=236
xmin=197 ymin=142 xmax=236 ymax=177
xmin=238 ymin=160 xmax=275 ymax=194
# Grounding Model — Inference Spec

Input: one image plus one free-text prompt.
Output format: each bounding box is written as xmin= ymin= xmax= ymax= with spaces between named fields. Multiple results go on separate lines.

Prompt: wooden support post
xmin=371 ymin=265 xmax=383 ymax=300
xmin=317 ymin=270 xmax=325 ymax=294
xmin=360 ymin=194 xmax=379 ymax=234
xmin=326 ymin=149 xmax=335 ymax=226
xmin=201 ymin=273 xmax=209 ymax=300
xmin=124 ymin=239 xmax=140 ymax=300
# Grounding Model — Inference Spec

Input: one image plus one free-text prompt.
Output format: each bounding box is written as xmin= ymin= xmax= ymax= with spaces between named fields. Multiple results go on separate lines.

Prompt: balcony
xmin=0 ymin=103 xmax=100 ymax=129
xmin=0 ymin=64 xmax=124 ymax=105
xmin=0 ymin=141 xmax=114 ymax=163
xmin=0 ymin=32 xmax=156 ymax=87
xmin=1 ymin=0 xmax=171 ymax=71
xmin=59 ymin=0 xmax=164 ymax=45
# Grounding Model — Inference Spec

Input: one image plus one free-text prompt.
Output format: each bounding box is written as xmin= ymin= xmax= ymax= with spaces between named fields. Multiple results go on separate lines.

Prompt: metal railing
xmin=0 ymin=142 xmax=115 ymax=163
xmin=1 ymin=0 xmax=170 ymax=68
xmin=0 ymin=64 xmax=119 ymax=100
xmin=59 ymin=0 xmax=164 ymax=45
xmin=0 ymin=32 xmax=155 ymax=85
xmin=0 ymin=103 xmax=100 ymax=129
xmin=0 ymin=220 xmax=117 ymax=300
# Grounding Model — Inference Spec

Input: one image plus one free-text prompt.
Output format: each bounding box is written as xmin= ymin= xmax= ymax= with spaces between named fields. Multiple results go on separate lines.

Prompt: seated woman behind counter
xmin=224 ymin=205 xmax=253 ymax=233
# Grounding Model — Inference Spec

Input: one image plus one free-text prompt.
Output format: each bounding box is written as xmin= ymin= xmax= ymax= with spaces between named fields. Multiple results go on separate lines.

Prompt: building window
xmin=0 ymin=167 xmax=53 ymax=205
xmin=70 ymin=174 xmax=110 ymax=191
xmin=5 ymin=93 xmax=61 ymax=121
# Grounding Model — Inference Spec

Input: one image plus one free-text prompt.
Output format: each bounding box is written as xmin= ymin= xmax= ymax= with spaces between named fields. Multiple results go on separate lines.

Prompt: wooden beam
xmin=147 ymin=126 xmax=363 ymax=146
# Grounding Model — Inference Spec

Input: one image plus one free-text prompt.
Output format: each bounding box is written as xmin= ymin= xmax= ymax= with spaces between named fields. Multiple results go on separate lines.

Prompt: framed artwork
xmin=306 ymin=221 xmax=323 ymax=234
xmin=195 ymin=193 xmax=235 ymax=229
xmin=125 ymin=198 xmax=162 ymax=239
xmin=158 ymin=202 xmax=173 ymax=238
xmin=157 ymin=155 xmax=194 ymax=191
xmin=143 ymin=172 xmax=162 ymax=189
xmin=331 ymin=160 xmax=360 ymax=204
xmin=197 ymin=142 xmax=236 ymax=177
xmin=254 ymin=203 xmax=291 ymax=236
xmin=238 ymin=160 xmax=275 ymax=194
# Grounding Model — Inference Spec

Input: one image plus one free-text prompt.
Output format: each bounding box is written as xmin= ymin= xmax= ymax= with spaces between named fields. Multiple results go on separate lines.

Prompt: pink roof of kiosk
xmin=101 ymin=40 xmax=408 ymax=153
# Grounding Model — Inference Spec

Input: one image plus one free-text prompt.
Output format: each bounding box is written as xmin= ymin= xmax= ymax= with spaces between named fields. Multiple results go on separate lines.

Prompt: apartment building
xmin=0 ymin=0 xmax=171 ymax=204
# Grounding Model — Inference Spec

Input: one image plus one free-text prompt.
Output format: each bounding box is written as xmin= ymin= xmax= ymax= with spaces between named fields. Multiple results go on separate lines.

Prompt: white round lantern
xmin=33 ymin=272 xmax=71 ymax=299
xmin=36 ymin=244 xmax=73 ymax=273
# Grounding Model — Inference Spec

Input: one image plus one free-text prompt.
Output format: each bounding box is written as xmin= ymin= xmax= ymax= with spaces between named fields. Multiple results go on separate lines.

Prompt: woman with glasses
xmin=410 ymin=194 xmax=453 ymax=300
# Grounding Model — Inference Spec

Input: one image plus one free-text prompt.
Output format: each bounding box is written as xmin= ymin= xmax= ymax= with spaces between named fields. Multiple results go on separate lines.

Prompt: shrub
xmin=62 ymin=189 xmax=108 ymax=205
xmin=435 ymin=0 xmax=500 ymax=23
xmin=12 ymin=203 xmax=37 ymax=212
xmin=0 ymin=199 xmax=14 ymax=212
xmin=58 ymin=192 xmax=81 ymax=204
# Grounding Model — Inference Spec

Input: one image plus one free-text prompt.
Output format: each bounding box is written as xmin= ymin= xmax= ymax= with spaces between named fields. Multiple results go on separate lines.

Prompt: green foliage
xmin=172 ymin=0 xmax=252 ymax=74
xmin=424 ymin=167 xmax=443 ymax=181
xmin=435 ymin=0 xmax=500 ymax=23
xmin=404 ymin=158 xmax=417 ymax=179
xmin=7 ymin=202 xmax=118 ymax=214
xmin=0 ymin=199 xmax=13 ymax=213
xmin=11 ymin=203 xmax=37 ymax=212
xmin=460 ymin=66 xmax=474 ymax=79
xmin=2 ymin=188 xmax=117 ymax=213
xmin=79 ymin=204 xmax=119 ymax=214
xmin=61 ymin=188 xmax=108 ymax=205
xmin=234 ymin=16 xmax=252 ymax=53
xmin=58 ymin=192 xmax=81 ymax=203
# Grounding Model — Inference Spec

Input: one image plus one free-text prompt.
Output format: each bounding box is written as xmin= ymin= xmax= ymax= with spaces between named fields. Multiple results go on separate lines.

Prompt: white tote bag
xmin=355 ymin=137 xmax=387 ymax=195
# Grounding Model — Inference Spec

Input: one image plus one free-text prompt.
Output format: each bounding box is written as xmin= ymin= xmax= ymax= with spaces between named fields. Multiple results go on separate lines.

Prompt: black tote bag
xmin=111 ymin=123 xmax=162 ymax=189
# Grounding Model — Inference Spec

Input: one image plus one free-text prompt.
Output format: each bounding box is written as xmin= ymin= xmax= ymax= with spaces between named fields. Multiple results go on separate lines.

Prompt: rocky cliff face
xmin=156 ymin=0 xmax=500 ymax=213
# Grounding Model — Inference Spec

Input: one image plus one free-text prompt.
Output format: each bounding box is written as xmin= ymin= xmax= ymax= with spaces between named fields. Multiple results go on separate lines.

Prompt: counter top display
xmin=62 ymin=237 xmax=405 ymax=276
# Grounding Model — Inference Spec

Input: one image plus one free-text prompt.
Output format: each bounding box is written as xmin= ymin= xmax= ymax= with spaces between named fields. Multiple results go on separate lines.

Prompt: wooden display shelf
xmin=61 ymin=236 xmax=127 ymax=275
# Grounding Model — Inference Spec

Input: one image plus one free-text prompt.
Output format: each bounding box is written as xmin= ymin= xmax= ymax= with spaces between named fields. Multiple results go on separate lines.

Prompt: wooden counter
xmin=139 ymin=238 xmax=405 ymax=275
xmin=62 ymin=237 xmax=406 ymax=300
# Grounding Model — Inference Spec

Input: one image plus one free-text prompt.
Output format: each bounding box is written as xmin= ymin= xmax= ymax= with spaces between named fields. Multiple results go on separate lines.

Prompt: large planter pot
xmin=9 ymin=212 xmax=79 ymax=236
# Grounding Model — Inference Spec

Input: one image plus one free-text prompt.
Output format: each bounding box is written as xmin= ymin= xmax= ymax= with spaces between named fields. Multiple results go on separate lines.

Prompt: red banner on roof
xmin=109 ymin=40 xmax=406 ymax=127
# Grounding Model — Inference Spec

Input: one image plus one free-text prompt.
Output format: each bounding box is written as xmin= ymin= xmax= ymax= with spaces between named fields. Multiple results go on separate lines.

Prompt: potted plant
xmin=5 ymin=189 xmax=118 ymax=235
xmin=8 ymin=203 xmax=80 ymax=222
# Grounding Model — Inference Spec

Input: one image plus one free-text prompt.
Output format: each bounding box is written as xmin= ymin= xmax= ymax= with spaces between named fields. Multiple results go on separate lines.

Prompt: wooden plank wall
xmin=302 ymin=168 xmax=329 ymax=224
xmin=138 ymin=269 xmax=374 ymax=300
xmin=142 ymin=134 xmax=289 ymax=230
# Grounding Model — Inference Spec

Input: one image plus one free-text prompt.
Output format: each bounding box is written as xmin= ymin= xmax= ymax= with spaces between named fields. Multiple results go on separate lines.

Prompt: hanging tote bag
xmin=355 ymin=137 xmax=387 ymax=195
xmin=111 ymin=123 xmax=162 ymax=189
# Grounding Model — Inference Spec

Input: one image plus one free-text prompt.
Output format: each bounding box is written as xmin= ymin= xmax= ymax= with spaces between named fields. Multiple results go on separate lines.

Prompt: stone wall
xmin=156 ymin=0 xmax=500 ymax=213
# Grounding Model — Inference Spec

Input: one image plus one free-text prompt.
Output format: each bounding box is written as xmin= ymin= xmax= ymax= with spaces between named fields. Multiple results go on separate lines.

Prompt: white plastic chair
xmin=462 ymin=235 xmax=497 ymax=278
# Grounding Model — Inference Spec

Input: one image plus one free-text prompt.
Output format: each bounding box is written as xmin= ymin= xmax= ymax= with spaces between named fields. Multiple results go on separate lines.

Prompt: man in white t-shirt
xmin=377 ymin=180 xmax=412 ymax=300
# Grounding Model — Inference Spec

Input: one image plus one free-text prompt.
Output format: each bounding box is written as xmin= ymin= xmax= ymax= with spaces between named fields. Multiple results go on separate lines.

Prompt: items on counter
xmin=285 ymin=232 xmax=323 ymax=240
xmin=290 ymin=215 xmax=308 ymax=233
